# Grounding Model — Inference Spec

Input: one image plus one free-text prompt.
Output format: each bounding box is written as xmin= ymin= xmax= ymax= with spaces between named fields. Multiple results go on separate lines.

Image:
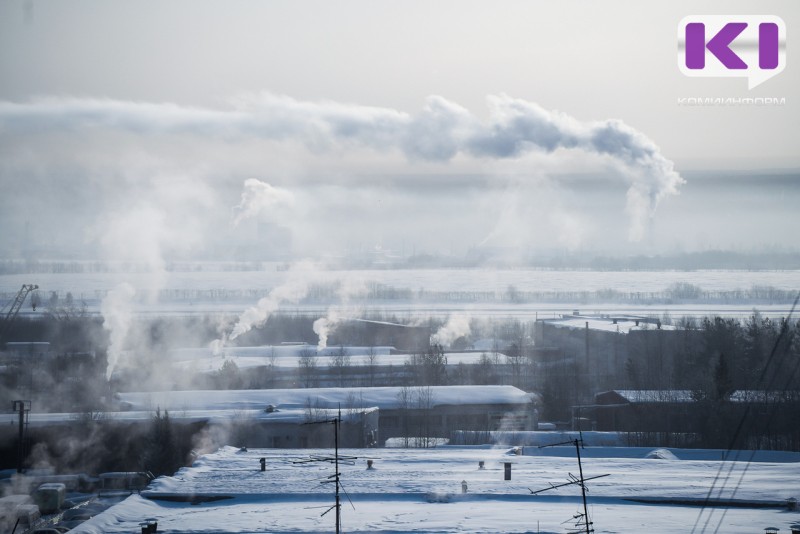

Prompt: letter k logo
xmin=685 ymin=22 xmax=748 ymax=69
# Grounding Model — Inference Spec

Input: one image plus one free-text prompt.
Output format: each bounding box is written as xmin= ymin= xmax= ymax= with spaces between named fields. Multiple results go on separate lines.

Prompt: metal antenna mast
xmin=529 ymin=437 xmax=609 ymax=534
xmin=295 ymin=406 xmax=357 ymax=534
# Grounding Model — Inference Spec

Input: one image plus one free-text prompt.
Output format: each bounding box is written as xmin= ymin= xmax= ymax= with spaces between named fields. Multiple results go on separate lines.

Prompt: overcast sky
xmin=1 ymin=0 xmax=798 ymax=261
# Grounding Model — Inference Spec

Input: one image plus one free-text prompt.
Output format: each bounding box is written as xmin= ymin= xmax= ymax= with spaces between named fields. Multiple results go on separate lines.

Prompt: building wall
xmin=534 ymin=320 xmax=699 ymax=394
xmin=330 ymin=321 xmax=431 ymax=353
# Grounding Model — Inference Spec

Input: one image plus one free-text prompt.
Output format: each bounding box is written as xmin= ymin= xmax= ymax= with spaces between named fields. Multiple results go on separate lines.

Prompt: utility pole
xmin=12 ymin=400 xmax=31 ymax=473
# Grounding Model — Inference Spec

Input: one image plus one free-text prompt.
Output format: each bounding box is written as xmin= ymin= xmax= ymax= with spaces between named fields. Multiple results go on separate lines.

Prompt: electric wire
xmin=710 ymin=313 xmax=800 ymax=534
xmin=690 ymin=293 xmax=799 ymax=534
xmin=692 ymin=302 xmax=797 ymax=533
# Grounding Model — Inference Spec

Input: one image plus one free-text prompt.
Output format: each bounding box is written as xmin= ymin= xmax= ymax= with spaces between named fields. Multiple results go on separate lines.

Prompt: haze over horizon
xmin=1 ymin=1 xmax=798 ymax=265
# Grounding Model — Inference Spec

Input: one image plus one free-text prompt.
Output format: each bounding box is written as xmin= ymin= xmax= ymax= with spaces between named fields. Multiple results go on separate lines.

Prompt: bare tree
xmin=331 ymin=345 xmax=351 ymax=387
xmin=405 ymin=344 xmax=447 ymax=386
xmin=414 ymin=386 xmax=438 ymax=448
xmin=396 ymin=386 xmax=412 ymax=447
xmin=298 ymin=348 xmax=318 ymax=388
xmin=365 ymin=346 xmax=378 ymax=387
xmin=472 ymin=352 xmax=499 ymax=385
xmin=304 ymin=396 xmax=327 ymax=423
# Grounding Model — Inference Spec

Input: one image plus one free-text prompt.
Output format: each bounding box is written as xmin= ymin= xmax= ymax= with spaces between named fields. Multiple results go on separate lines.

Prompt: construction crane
xmin=0 ymin=284 xmax=39 ymax=345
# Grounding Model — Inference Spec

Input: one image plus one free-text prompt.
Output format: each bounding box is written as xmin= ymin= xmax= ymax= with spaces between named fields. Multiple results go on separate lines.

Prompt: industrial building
xmin=533 ymin=313 xmax=697 ymax=393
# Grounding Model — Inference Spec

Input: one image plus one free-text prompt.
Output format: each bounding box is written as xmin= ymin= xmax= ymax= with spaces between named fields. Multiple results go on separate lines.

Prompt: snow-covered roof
xmin=607 ymin=390 xmax=696 ymax=403
xmin=352 ymin=318 xmax=428 ymax=329
xmin=66 ymin=445 xmax=799 ymax=534
xmin=543 ymin=315 xmax=676 ymax=334
xmin=170 ymin=347 xmax=504 ymax=373
xmin=0 ymin=407 xmax=377 ymax=427
xmin=0 ymin=388 xmax=531 ymax=428
xmin=169 ymin=345 xmax=394 ymax=360
xmin=117 ymin=385 xmax=533 ymax=412
xmin=601 ymin=390 xmax=800 ymax=404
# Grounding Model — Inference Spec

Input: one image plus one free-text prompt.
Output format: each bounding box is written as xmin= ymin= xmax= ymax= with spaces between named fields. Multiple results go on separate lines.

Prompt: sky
xmin=1 ymin=0 xmax=798 ymax=261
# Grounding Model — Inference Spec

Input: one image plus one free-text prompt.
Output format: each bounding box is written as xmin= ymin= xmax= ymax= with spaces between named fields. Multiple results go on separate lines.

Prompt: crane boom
xmin=0 ymin=284 xmax=39 ymax=344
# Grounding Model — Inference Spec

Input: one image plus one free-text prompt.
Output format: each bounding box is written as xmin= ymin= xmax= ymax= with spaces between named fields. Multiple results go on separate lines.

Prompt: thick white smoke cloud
xmin=0 ymin=93 xmax=684 ymax=241
xmin=232 ymin=178 xmax=295 ymax=226
xmin=431 ymin=314 xmax=471 ymax=347
xmin=101 ymin=282 xmax=136 ymax=380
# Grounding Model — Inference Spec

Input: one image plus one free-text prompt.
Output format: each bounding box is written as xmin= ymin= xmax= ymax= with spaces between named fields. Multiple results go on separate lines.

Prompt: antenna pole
xmin=335 ymin=407 xmax=341 ymax=534
xmin=295 ymin=407 xmax=357 ymax=533
xmin=530 ymin=436 xmax=607 ymax=533
xmin=575 ymin=439 xmax=591 ymax=534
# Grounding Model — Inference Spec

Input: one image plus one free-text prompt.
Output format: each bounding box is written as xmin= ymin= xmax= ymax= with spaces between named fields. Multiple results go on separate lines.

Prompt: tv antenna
xmin=294 ymin=406 xmax=357 ymax=534
xmin=529 ymin=435 xmax=609 ymax=534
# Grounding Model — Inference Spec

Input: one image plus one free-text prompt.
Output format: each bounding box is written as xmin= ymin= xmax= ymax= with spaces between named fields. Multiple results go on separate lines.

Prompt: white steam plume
xmin=312 ymin=277 xmax=368 ymax=350
xmin=101 ymin=282 xmax=136 ymax=380
xmin=213 ymin=262 xmax=318 ymax=354
xmin=431 ymin=314 xmax=471 ymax=347
xmin=94 ymin=172 xmax=215 ymax=378
xmin=0 ymin=93 xmax=683 ymax=240
xmin=312 ymin=313 xmax=339 ymax=352
xmin=232 ymin=178 xmax=295 ymax=226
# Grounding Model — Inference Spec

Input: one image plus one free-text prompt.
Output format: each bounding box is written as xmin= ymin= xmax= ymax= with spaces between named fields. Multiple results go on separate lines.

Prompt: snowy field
xmin=3 ymin=268 xmax=799 ymax=296
xmin=68 ymin=445 xmax=800 ymax=534
xmin=5 ymin=268 xmax=799 ymax=321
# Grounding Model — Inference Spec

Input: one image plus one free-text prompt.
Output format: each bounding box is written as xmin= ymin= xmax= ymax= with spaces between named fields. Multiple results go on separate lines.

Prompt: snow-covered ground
xmin=68 ymin=445 xmax=800 ymax=533
xmin=6 ymin=267 xmax=800 ymax=321
xmin=3 ymin=268 xmax=800 ymax=295
xmin=5 ymin=268 xmax=800 ymax=321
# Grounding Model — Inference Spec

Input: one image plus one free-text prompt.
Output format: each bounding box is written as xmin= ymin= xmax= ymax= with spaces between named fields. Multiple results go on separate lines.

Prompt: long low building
xmin=0 ymin=386 xmax=537 ymax=450
xmin=116 ymin=385 xmax=538 ymax=446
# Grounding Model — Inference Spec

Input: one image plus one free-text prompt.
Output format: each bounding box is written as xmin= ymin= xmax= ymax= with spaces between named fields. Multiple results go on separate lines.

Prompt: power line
xmin=691 ymin=293 xmax=799 ymax=534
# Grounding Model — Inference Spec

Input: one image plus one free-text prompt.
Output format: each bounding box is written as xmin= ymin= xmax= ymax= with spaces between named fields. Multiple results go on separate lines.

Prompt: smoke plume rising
xmin=312 ymin=277 xmax=368 ymax=350
xmin=431 ymin=314 xmax=471 ymax=347
xmin=212 ymin=262 xmax=319 ymax=355
xmin=232 ymin=178 xmax=295 ymax=227
xmin=101 ymin=282 xmax=136 ymax=380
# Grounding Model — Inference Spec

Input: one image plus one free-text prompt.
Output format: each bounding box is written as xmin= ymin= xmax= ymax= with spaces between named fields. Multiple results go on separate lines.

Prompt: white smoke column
xmin=586 ymin=119 xmax=684 ymax=241
xmin=209 ymin=335 xmax=228 ymax=357
xmin=101 ymin=282 xmax=136 ymax=380
xmin=431 ymin=314 xmax=471 ymax=347
xmin=94 ymin=173 xmax=215 ymax=378
xmin=212 ymin=262 xmax=319 ymax=354
xmin=229 ymin=275 xmax=310 ymax=340
xmin=312 ymin=277 xmax=368 ymax=351
xmin=467 ymin=95 xmax=684 ymax=242
xmin=232 ymin=178 xmax=295 ymax=226
xmin=312 ymin=313 xmax=337 ymax=352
